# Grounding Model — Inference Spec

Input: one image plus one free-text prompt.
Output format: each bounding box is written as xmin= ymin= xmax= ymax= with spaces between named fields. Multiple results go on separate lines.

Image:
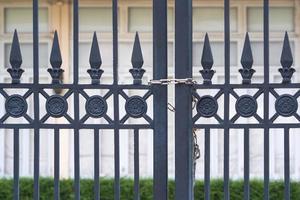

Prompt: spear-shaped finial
xmin=129 ymin=32 xmax=145 ymax=85
xmin=199 ymin=33 xmax=214 ymax=85
xmin=239 ymin=33 xmax=255 ymax=84
xmin=48 ymin=31 xmax=64 ymax=84
xmin=279 ymin=32 xmax=295 ymax=84
xmin=7 ymin=30 xmax=24 ymax=84
xmin=87 ymin=32 xmax=104 ymax=84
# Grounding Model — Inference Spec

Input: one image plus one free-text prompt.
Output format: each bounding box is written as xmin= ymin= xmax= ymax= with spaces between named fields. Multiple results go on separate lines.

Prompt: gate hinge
xmin=148 ymin=78 xmax=197 ymax=85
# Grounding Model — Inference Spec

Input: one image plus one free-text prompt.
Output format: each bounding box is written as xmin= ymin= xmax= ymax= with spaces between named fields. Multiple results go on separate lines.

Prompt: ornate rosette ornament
xmin=5 ymin=95 xmax=28 ymax=118
xmin=275 ymin=94 xmax=298 ymax=117
xmin=196 ymin=95 xmax=218 ymax=118
xmin=125 ymin=96 xmax=148 ymax=118
xmin=85 ymin=95 xmax=108 ymax=118
xmin=235 ymin=95 xmax=257 ymax=118
xmin=46 ymin=95 xmax=68 ymax=118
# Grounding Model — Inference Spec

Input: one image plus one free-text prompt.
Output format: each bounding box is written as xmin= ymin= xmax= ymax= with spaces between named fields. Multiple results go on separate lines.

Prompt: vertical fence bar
xmin=113 ymin=129 xmax=120 ymax=200
xmin=224 ymin=0 xmax=230 ymax=199
xmin=134 ymin=129 xmax=140 ymax=200
xmin=112 ymin=0 xmax=120 ymax=199
xmin=74 ymin=130 xmax=80 ymax=200
xmin=244 ymin=128 xmax=250 ymax=200
xmin=54 ymin=128 xmax=60 ymax=200
xmin=73 ymin=0 xmax=80 ymax=199
xmin=153 ymin=0 xmax=168 ymax=199
xmin=73 ymin=0 xmax=79 ymax=85
xmin=175 ymin=0 xmax=193 ymax=199
xmin=204 ymin=128 xmax=210 ymax=200
xmin=33 ymin=0 xmax=39 ymax=85
xmin=263 ymin=0 xmax=270 ymax=199
xmin=94 ymin=129 xmax=100 ymax=200
xmin=33 ymin=0 xmax=40 ymax=199
xmin=13 ymin=129 xmax=19 ymax=200
xmin=284 ymin=128 xmax=290 ymax=200
xmin=113 ymin=0 xmax=118 ymax=85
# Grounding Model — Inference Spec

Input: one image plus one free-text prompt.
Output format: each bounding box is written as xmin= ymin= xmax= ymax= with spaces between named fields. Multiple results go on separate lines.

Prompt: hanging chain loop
xmin=166 ymin=92 xmax=201 ymax=182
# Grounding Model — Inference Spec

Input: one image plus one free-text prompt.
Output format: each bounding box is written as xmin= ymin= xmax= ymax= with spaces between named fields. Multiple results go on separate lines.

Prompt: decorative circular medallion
xmin=275 ymin=94 xmax=298 ymax=117
xmin=85 ymin=96 xmax=107 ymax=118
xmin=125 ymin=96 xmax=147 ymax=118
xmin=235 ymin=95 xmax=257 ymax=118
xmin=46 ymin=95 xmax=68 ymax=118
xmin=196 ymin=95 xmax=218 ymax=118
xmin=5 ymin=95 xmax=28 ymax=118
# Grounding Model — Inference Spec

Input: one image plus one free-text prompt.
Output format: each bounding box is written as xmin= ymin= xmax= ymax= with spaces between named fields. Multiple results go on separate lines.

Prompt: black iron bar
xmin=134 ymin=129 xmax=140 ymax=200
xmin=54 ymin=128 xmax=60 ymax=200
xmin=4 ymin=83 xmax=300 ymax=90
xmin=284 ymin=128 xmax=290 ymax=200
xmin=204 ymin=128 xmax=210 ymax=200
xmin=224 ymin=0 xmax=230 ymax=199
xmin=94 ymin=129 xmax=100 ymax=200
xmin=2 ymin=123 xmax=300 ymax=130
xmin=175 ymin=0 xmax=193 ymax=198
xmin=263 ymin=0 xmax=270 ymax=199
xmin=244 ymin=128 xmax=250 ymax=200
xmin=153 ymin=0 xmax=168 ymax=199
xmin=73 ymin=0 xmax=80 ymax=199
xmin=33 ymin=0 xmax=40 ymax=199
xmin=74 ymin=129 xmax=80 ymax=200
xmin=112 ymin=0 xmax=120 ymax=199
xmin=13 ymin=128 xmax=19 ymax=200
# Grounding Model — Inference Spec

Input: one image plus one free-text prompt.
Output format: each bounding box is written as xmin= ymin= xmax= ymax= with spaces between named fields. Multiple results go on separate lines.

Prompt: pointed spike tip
xmin=201 ymin=34 xmax=213 ymax=69
xmin=131 ymin=33 xmax=144 ymax=69
xmin=280 ymin=32 xmax=293 ymax=68
xmin=241 ymin=33 xmax=253 ymax=68
xmin=89 ymin=32 xmax=102 ymax=68
xmin=50 ymin=31 xmax=62 ymax=68
xmin=10 ymin=29 xmax=22 ymax=68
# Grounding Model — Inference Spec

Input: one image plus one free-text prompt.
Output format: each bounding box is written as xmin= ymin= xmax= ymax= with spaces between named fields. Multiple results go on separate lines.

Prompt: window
xmin=247 ymin=7 xmax=294 ymax=32
xmin=251 ymin=41 xmax=295 ymax=66
xmin=128 ymin=8 xmax=174 ymax=32
xmin=79 ymin=7 xmax=113 ymax=32
xmin=79 ymin=42 xmax=113 ymax=69
xmin=193 ymin=8 xmax=237 ymax=32
xmin=5 ymin=8 xmax=48 ymax=33
xmin=5 ymin=43 xmax=49 ymax=69
xmin=193 ymin=42 xmax=237 ymax=66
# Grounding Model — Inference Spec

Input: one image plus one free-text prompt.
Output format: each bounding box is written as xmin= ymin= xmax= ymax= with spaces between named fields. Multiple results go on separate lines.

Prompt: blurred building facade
xmin=0 ymin=0 xmax=300 ymax=180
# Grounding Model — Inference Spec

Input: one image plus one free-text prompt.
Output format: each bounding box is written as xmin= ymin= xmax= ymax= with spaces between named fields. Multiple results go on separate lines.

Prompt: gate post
xmin=153 ymin=0 xmax=168 ymax=199
xmin=175 ymin=0 xmax=194 ymax=199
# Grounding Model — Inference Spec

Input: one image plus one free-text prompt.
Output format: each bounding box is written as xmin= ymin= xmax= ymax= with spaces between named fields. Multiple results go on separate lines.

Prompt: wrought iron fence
xmin=3 ymin=0 xmax=168 ymax=200
xmin=175 ymin=0 xmax=295 ymax=200
xmin=1 ymin=0 xmax=296 ymax=199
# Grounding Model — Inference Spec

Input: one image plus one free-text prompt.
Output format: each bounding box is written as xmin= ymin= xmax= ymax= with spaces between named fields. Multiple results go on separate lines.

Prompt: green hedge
xmin=0 ymin=178 xmax=299 ymax=200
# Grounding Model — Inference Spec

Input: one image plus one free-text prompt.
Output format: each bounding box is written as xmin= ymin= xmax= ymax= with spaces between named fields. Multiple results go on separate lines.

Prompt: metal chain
xmin=167 ymin=94 xmax=201 ymax=183
xmin=192 ymin=96 xmax=200 ymax=183
xmin=149 ymin=78 xmax=197 ymax=85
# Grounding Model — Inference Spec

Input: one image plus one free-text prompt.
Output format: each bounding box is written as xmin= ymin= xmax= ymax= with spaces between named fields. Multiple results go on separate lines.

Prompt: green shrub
xmin=0 ymin=178 xmax=299 ymax=199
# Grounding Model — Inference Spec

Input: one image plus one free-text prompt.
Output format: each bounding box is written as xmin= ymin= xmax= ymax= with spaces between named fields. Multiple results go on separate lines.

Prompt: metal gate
xmin=2 ymin=0 xmax=295 ymax=199
xmin=4 ymin=0 xmax=168 ymax=199
xmin=175 ymin=0 xmax=294 ymax=200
